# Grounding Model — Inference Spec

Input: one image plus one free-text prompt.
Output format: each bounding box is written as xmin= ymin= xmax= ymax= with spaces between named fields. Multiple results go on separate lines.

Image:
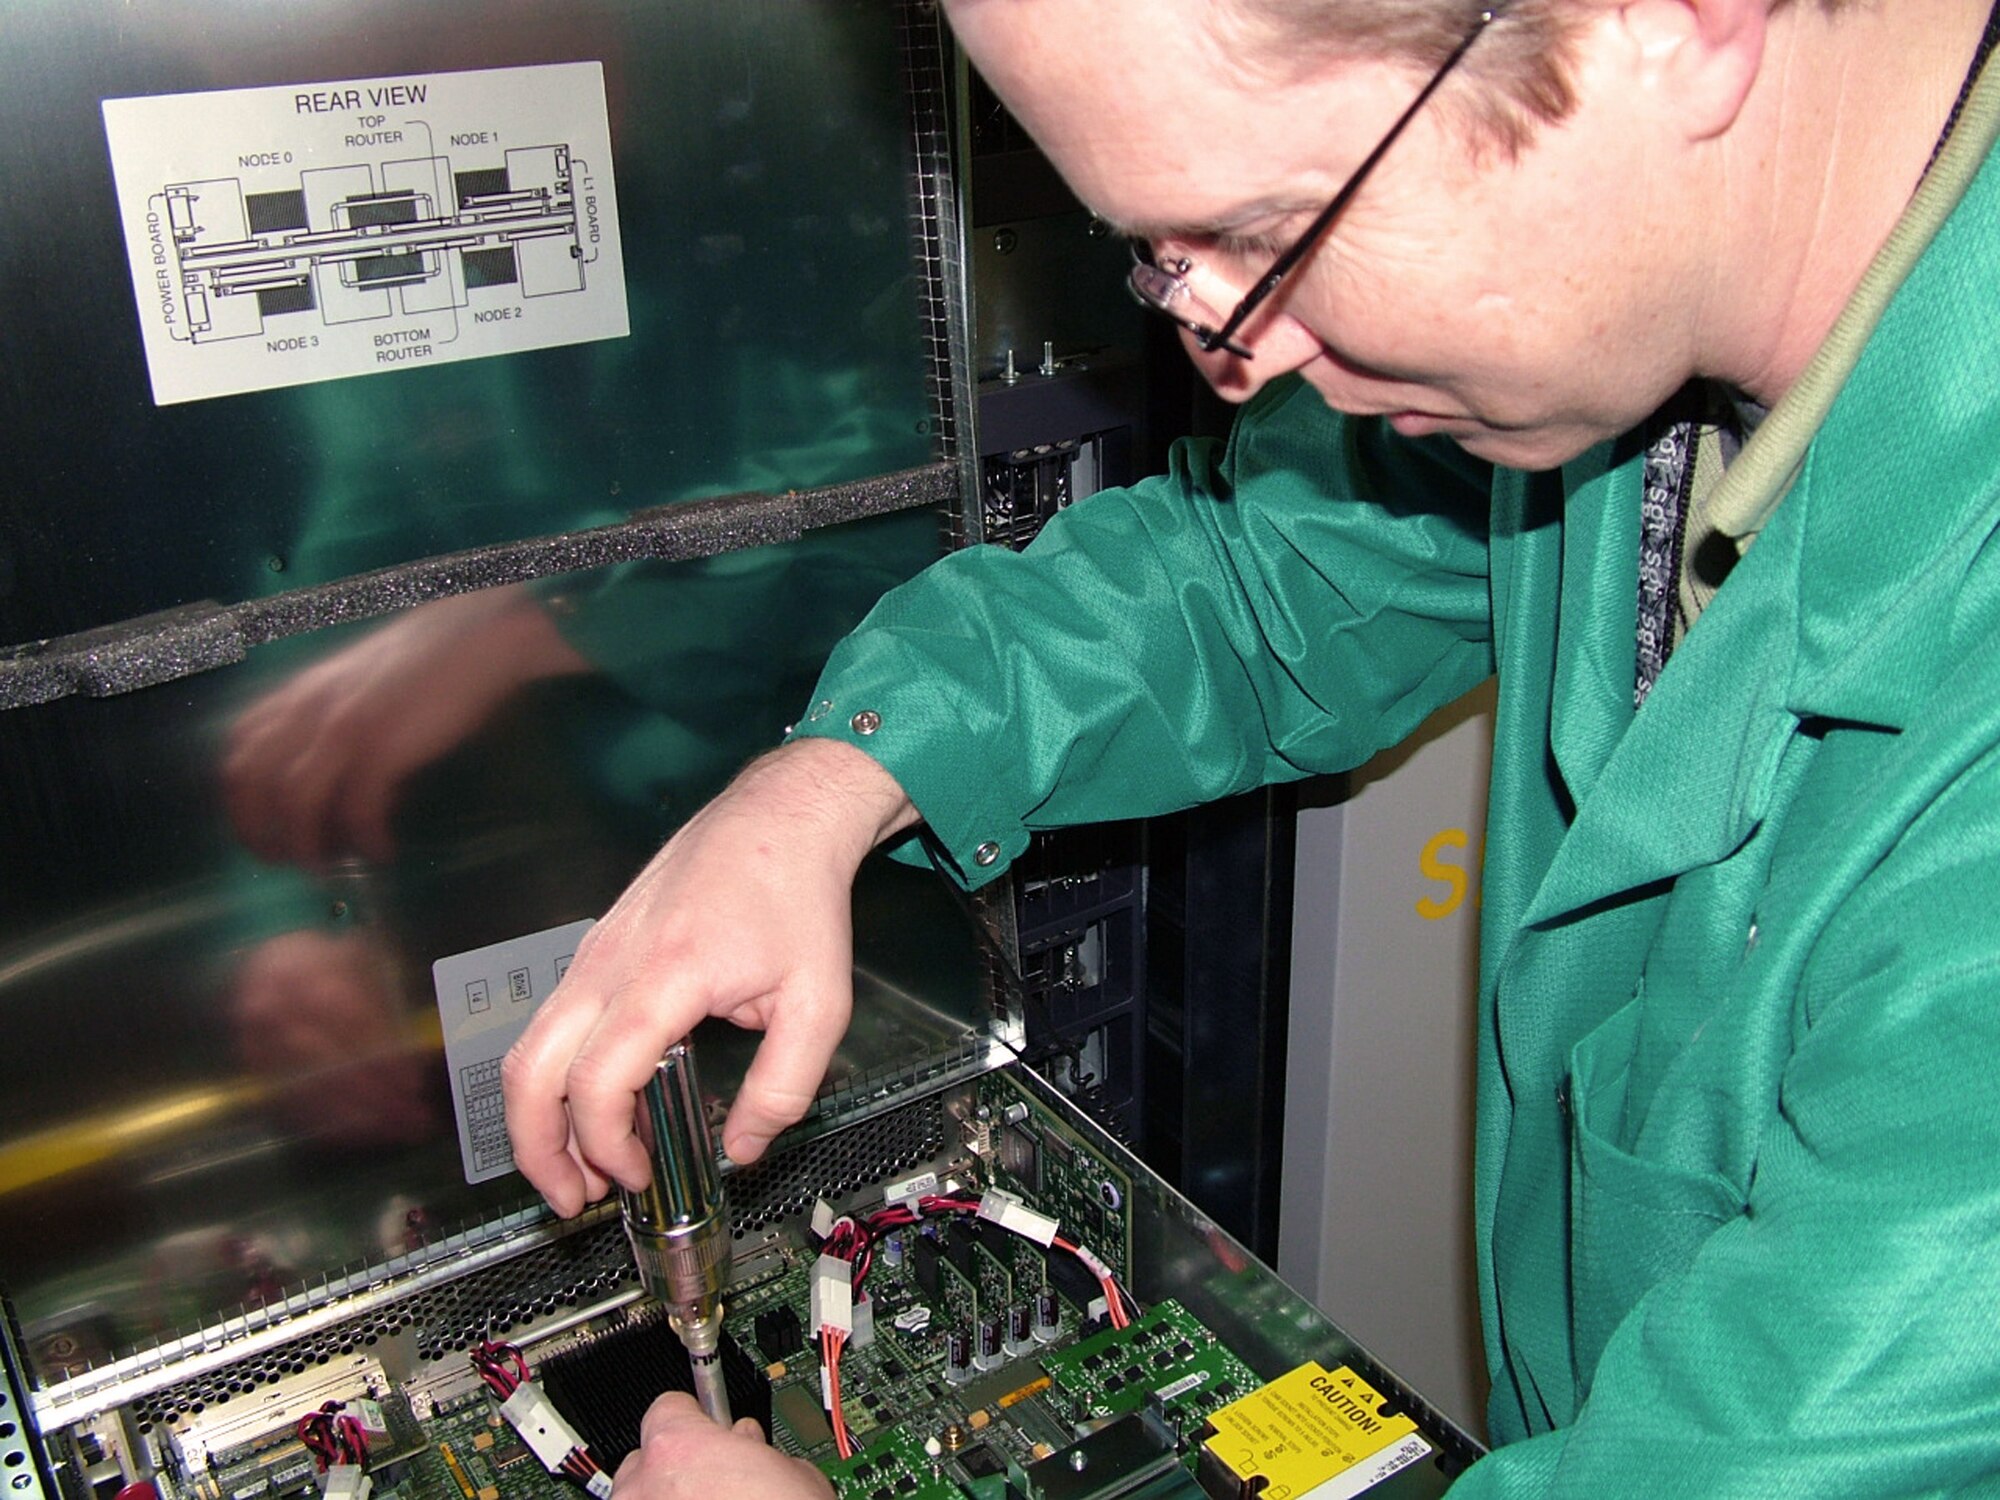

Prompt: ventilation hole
xmin=139 ymin=1095 xmax=949 ymax=1420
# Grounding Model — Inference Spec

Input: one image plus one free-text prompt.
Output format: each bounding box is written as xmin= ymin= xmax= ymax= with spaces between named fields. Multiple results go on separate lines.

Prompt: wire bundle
xmin=470 ymin=1340 xmax=531 ymax=1400
xmin=819 ymin=1324 xmax=855 ymax=1459
xmin=830 ymin=1193 xmax=1133 ymax=1327
xmin=295 ymin=1402 xmax=369 ymax=1474
xmin=812 ymin=1190 xmax=1136 ymax=1457
xmin=556 ymin=1446 xmax=611 ymax=1490
xmin=469 ymin=1341 xmax=613 ymax=1497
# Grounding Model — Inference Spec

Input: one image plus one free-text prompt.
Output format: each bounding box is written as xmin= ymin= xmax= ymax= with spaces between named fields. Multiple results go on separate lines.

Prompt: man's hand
xmin=223 ymin=586 xmax=590 ymax=870
xmin=502 ymin=739 xmax=918 ymax=1214
xmin=612 ymin=1393 xmax=830 ymax=1500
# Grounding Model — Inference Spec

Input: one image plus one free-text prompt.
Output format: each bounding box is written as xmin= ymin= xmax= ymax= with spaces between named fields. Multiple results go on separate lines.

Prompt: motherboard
xmin=33 ymin=1071 xmax=1470 ymax=1500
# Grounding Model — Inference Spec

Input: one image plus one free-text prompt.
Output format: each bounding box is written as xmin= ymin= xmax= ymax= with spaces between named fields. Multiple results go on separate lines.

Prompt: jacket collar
xmin=1522 ymin=105 xmax=2000 ymax=930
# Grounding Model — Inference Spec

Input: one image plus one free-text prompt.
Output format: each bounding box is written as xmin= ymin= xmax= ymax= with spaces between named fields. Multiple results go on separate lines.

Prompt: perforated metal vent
xmin=132 ymin=1092 xmax=952 ymax=1429
xmin=133 ymin=1226 xmax=637 ymax=1429
xmin=726 ymin=1090 xmax=949 ymax=1232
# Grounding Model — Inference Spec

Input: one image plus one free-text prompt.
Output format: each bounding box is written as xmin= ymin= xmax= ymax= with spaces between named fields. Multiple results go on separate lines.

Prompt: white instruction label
xmin=432 ymin=918 xmax=594 ymax=1184
xmin=102 ymin=62 xmax=628 ymax=406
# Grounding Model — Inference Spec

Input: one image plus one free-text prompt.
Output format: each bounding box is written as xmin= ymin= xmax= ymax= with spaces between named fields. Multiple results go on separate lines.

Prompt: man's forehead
xmin=1104 ymin=192 xmax=1328 ymax=245
xmin=947 ymin=0 xmax=1357 ymax=235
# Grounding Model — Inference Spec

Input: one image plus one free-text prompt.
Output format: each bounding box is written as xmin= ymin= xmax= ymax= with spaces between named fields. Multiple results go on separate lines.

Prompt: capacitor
xmin=881 ymin=1232 xmax=905 ymax=1270
xmin=945 ymin=1327 xmax=973 ymax=1384
xmin=1006 ymin=1301 xmax=1034 ymax=1356
xmin=1034 ymin=1290 xmax=1061 ymax=1343
xmin=975 ymin=1317 xmax=1005 ymax=1371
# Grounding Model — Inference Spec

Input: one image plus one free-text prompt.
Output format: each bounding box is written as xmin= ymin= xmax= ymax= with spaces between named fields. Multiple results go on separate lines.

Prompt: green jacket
xmin=793 ymin=74 xmax=2000 ymax=1500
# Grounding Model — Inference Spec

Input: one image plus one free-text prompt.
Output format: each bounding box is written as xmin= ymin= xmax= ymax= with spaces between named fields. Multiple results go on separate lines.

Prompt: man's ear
xmin=1607 ymin=0 xmax=1766 ymax=141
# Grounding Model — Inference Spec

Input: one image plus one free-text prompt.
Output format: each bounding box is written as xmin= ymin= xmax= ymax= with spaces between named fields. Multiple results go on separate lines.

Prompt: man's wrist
xmin=737 ymin=739 xmax=920 ymax=867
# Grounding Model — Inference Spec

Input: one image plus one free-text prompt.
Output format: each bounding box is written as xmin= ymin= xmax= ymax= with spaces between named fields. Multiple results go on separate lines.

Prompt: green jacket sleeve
xmin=1450 ymin=738 xmax=2000 ymax=1497
xmin=790 ymin=376 xmax=1497 ymax=886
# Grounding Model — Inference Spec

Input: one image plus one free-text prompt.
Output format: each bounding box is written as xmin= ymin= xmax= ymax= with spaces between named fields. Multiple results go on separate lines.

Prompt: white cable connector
xmin=584 ymin=1472 xmax=614 ymax=1499
xmin=849 ymin=1292 xmax=875 ymax=1351
xmin=810 ymin=1254 xmax=854 ymax=1336
xmin=976 ymin=1187 xmax=1059 ymax=1248
xmin=320 ymin=1467 xmax=372 ymax=1500
xmin=498 ymin=1382 xmax=591 ymax=1474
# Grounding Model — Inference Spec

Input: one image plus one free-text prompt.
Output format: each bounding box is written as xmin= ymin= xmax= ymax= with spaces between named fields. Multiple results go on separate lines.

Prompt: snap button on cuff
xmin=850 ymin=709 xmax=882 ymax=735
xmin=974 ymin=841 xmax=1001 ymax=867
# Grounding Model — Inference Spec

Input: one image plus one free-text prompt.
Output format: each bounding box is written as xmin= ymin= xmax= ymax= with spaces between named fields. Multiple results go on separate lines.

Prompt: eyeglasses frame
xmin=1129 ymin=4 xmax=1511 ymax=359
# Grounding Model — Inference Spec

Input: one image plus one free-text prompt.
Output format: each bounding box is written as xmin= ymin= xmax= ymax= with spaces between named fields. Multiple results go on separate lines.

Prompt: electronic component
xmin=997 ymin=1126 xmax=1041 ymax=1193
xmin=811 ymin=1255 xmax=855 ymax=1337
xmin=944 ymin=1328 xmax=972 ymax=1386
xmin=495 ymin=1384 xmax=612 ymax=1497
xmin=911 ymin=1234 xmax=943 ymax=1300
xmin=756 ymin=1305 xmax=804 ymax=1361
xmin=1005 ymin=1302 xmax=1033 ymax=1358
xmin=536 ymin=1312 xmax=773 ymax=1460
xmin=973 ymin=1319 xmax=1003 ymax=1373
xmin=958 ymin=1445 xmax=1005 ymax=1481
xmin=1034 ymin=1290 xmax=1061 ymax=1344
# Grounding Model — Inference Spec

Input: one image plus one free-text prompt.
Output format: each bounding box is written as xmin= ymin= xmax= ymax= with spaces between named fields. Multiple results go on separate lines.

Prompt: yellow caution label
xmin=1201 ymin=1363 xmax=1430 ymax=1500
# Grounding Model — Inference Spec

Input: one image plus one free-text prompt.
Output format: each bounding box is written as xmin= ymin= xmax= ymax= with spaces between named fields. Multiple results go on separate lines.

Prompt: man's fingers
xmin=503 ymin=982 xmax=616 ymax=1214
xmin=560 ymin=973 xmax=707 ymax=1193
xmin=637 ymin=1390 xmax=705 ymax=1444
xmin=723 ymin=987 xmax=851 ymax=1164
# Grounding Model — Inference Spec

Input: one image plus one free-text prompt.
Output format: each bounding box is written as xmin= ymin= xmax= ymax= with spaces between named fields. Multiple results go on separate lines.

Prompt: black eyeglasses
xmin=1128 ymin=5 xmax=1509 ymax=358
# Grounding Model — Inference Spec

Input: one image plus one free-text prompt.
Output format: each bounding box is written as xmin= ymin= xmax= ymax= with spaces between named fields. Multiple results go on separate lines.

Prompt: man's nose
xmin=1182 ymin=308 xmax=1325 ymax=404
xmin=1159 ymin=241 xmax=1324 ymax=404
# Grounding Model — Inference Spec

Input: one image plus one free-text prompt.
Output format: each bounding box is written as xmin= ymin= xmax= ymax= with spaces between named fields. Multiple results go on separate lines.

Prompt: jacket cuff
xmin=785 ymin=635 xmax=1028 ymax=890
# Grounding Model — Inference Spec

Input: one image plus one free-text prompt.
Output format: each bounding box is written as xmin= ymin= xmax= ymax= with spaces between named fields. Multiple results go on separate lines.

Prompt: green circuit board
xmin=120 ymin=1073 xmax=1435 ymax=1500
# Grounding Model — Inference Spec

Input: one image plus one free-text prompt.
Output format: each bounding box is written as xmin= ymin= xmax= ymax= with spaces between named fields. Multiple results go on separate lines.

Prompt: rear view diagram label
xmin=103 ymin=62 xmax=629 ymax=405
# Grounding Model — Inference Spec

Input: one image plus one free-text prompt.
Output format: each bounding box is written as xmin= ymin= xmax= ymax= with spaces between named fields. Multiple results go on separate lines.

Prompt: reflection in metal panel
xmin=0 ymin=520 xmax=1001 ymax=1384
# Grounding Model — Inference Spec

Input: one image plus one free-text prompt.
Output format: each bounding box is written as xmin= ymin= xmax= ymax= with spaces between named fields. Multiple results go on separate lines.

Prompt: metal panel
xmin=0 ymin=0 xmax=932 ymax=644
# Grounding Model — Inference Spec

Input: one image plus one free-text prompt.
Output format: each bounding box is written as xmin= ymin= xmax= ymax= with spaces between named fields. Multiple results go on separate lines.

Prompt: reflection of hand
xmin=612 ymin=1393 xmax=831 ymax=1500
xmin=503 ymin=739 xmax=917 ymax=1213
xmin=223 ymin=586 xmax=590 ymax=869
xmin=231 ymin=929 xmax=435 ymax=1146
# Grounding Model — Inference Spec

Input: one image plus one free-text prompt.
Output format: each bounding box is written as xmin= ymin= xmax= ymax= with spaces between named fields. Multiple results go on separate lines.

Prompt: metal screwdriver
xmin=619 ymin=1041 xmax=732 ymax=1426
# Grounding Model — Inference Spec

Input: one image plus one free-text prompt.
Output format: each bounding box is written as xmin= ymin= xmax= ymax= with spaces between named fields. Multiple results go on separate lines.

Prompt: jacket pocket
xmin=1566 ymin=997 xmax=1746 ymax=1397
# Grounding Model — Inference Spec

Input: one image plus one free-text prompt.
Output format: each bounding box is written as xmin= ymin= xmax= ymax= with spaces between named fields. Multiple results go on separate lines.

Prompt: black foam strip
xmin=0 ymin=463 xmax=957 ymax=711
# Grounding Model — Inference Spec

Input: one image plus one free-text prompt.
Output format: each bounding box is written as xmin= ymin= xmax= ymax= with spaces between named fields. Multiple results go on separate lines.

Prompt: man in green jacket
xmin=506 ymin=0 xmax=2000 ymax=1490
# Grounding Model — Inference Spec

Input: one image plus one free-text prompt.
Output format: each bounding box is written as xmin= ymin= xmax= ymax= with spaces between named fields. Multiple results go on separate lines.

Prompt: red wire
xmin=821 ymin=1328 xmax=854 ymax=1460
xmin=471 ymin=1340 xmax=530 ymax=1399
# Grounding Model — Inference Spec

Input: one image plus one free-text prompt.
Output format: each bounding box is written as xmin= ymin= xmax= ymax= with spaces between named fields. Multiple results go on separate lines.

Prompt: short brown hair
xmin=1210 ymin=0 xmax=1587 ymax=154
